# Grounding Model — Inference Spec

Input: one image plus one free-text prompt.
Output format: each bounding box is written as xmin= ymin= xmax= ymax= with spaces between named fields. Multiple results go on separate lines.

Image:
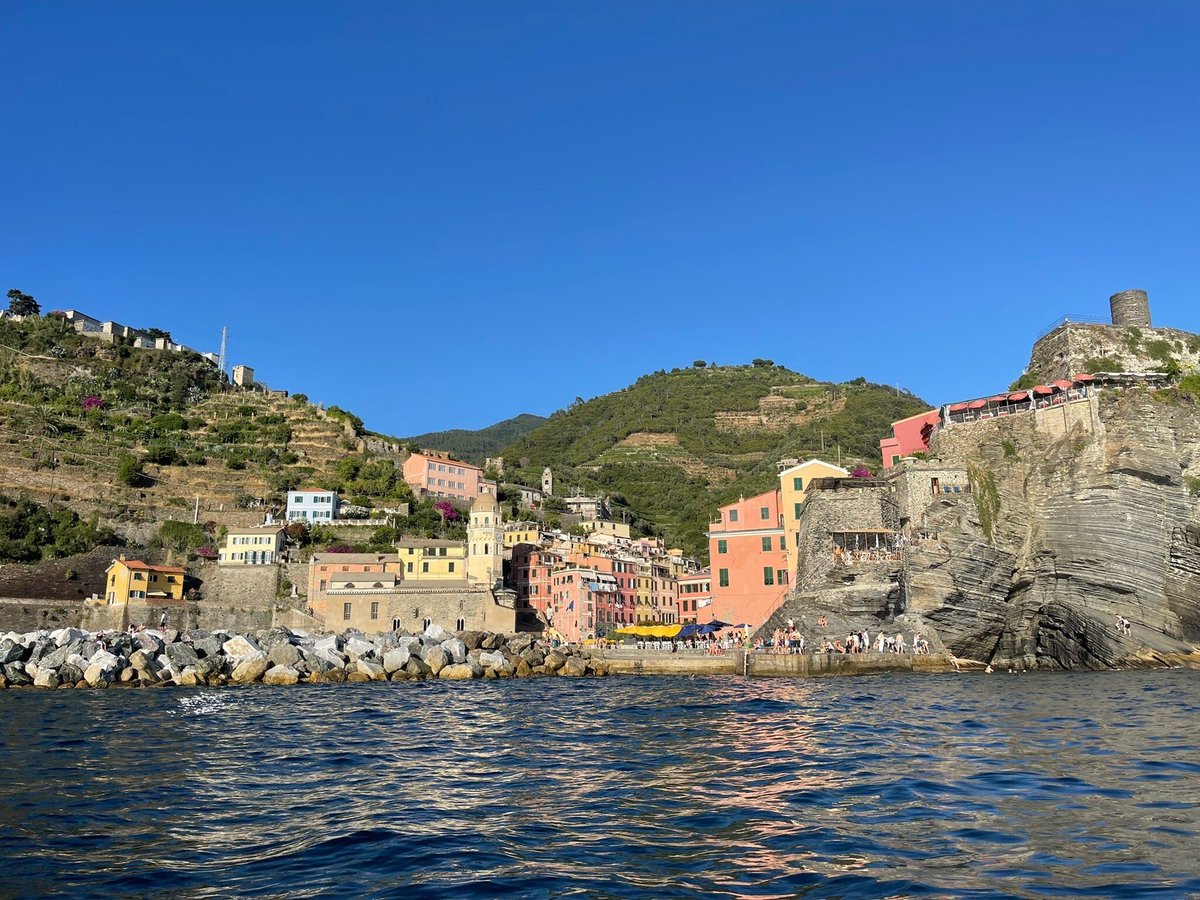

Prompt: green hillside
xmin=403 ymin=413 xmax=547 ymax=464
xmin=501 ymin=364 xmax=929 ymax=557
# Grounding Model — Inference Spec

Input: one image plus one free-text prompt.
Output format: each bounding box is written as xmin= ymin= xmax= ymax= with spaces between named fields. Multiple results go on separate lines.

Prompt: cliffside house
xmin=286 ymin=489 xmax=340 ymax=522
xmin=880 ymin=410 xmax=941 ymax=469
xmin=218 ymin=526 xmax=287 ymax=566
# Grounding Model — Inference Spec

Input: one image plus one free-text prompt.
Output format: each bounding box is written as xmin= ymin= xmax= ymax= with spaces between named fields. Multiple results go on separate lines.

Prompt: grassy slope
xmin=402 ymin=413 xmax=548 ymax=464
xmin=502 ymin=365 xmax=929 ymax=557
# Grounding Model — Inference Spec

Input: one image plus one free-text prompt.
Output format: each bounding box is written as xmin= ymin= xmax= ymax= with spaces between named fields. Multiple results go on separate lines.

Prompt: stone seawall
xmin=596 ymin=650 xmax=964 ymax=678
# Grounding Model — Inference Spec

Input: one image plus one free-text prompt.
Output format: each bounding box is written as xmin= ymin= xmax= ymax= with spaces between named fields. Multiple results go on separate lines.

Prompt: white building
xmin=287 ymin=489 xmax=340 ymax=522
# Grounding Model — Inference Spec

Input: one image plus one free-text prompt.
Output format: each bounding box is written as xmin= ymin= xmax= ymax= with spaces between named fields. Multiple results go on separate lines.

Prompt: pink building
xmin=548 ymin=567 xmax=619 ymax=643
xmin=402 ymin=452 xmax=484 ymax=501
xmin=708 ymin=490 xmax=789 ymax=629
xmin=678 ymin=568 xmax=712 ymax=625
xmin=880 ymin=409 xmax=940 ymax=469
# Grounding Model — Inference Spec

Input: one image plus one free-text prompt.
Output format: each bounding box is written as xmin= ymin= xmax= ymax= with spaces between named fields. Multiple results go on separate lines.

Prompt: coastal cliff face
xmin=768 ymin=387 xmax=1200 ymax=670
xmin=913 ymin=388 xmax=1200 ymax=668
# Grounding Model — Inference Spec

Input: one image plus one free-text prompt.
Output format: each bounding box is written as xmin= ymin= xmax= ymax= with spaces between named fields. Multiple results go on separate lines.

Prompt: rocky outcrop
xmin=769 ymin=388 xmax=1200 ymax=670
xmin=0 ymin=623 xmax=610 ymax=690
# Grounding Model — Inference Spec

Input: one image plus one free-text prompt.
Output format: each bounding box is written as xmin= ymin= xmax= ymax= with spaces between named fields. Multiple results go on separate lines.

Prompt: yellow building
xmin=778 ymin=459 xmax=849 ymax=575
xmin=467 ymin=492 xmax=503 ymax=586
xmin=219 ymin=526 xmax=286 ymax=566
xmin=580 ymin=520 xmax=632 ymax=540
xmin=504 ymin=524 xmax=541 ymax=548
xmin=396 ymin=539 xmax=467 ymax=582
xmin=104 ymin=557 xmax=186 ymax=605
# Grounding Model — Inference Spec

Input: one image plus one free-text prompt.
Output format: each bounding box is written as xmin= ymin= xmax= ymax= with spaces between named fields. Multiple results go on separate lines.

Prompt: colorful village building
xmin=707 ymin=490 xmax=788 ymax=629
xmin=218 ymin=525 xmax=287 ymax=566
xmin=286 ymin=489 xmax=340 ymax=522
xmin=104 ymin=557 xmax=186 ymax=605
xmin=401 ymin=451 xmax=485 ymax=502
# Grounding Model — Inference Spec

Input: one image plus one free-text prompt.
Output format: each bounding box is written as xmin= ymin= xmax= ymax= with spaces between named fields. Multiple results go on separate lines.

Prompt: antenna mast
xmin=217 ymin=326 xmax=228 ymax=378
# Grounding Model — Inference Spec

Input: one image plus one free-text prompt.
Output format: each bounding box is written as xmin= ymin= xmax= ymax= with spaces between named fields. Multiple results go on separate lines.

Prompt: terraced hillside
xmin=502 ymin=365 xmax=929 ymax=557
xmin=0 ymin=314 xmax=411 ymax=530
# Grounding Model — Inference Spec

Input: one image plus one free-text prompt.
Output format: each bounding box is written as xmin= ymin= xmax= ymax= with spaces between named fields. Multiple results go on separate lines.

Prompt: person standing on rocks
xmin=159 ymin=609 xmax=169 ymax=631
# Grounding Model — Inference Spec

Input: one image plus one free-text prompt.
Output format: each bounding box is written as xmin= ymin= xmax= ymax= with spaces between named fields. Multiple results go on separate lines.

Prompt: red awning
xmin=949 ymin=402 xmax=969 ymax=412
xmin=967 ymin=399 xmax=988 ymax=409
xmin=989 ymin=394 xmax=1010 ymax=404
xmin=1008 ymin=391 xmax=1030 ymax=401
xmin=1072 ymin=373 xmax=1094 ymax=383
xmin=1052 ymin=379 xmax=1074 ymax=390
xmin=1033 ymin=385 xmax=1054 ymax=396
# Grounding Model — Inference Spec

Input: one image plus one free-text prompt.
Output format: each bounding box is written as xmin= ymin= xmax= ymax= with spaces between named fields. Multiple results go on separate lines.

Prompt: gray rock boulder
xmin=344 ymin=637 xmax=376 ymax=661
xmin=0 ymin=639 xmax=26 ymax=665
xmin=382 ymin=646 xmax=411 ymax=674
xmin=559 ymin=656 xmax=588 ymax=677
xmin=478 ymin=650 xmax=506 ymax=670
xmin=53 ymin=628 xmax=87 ymax=647
xmin=193 ymin=636 xmax=224 ymax=659
xmin=441 ymin=638 xmax=467 ymax=663
xmin=543 ymin=651 xmax=566 ymax=673
xmin=33 ymin=669 xmax=60 ymax=689
xmin=84 ymin=650 xmax=121 ymax=686
xmin=421 ymin=644 xmax=450 ymax=674
xmin=268 ymin=643 xmax=301 ymax=668
xmin=423 ymin=622 xmax=448 ymax=642
xmin=136 ymin=633 xmax=164 ymax=656
xmin=460 ymin=631 xmax=484 ymax=650
xmin=313 ymin=634 xmax=342 ymax=653
xmin=263 ymin=665 xmax=300 ymax=685
xmin=231 ymin=651 xmax=269 ymax=684
xmin=354 ymin=659 xmax=386 ymax=681
xmin=439 ymin=663 xmax=476 ymax=680
xmin=165 ymin=643 xmax=199 ymax=668
xmin=222 ymin=635 xmax=261 ymax=659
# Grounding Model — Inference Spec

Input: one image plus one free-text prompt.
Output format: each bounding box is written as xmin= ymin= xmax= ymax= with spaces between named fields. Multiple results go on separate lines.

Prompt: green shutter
xmin=793 ymin=477 xmax=803 ymax=490
xmin=794 ymin=503 xmax=803 ymax=520
xmin=763 ymin=567 xmax=774 ymax=585
xmin=761 ymin=536 xmax=771 ymax=551
xmin=718 ymin=568 xmax=729 ymax=587
xmin=717 ymin=539 xmax=727 ymax=554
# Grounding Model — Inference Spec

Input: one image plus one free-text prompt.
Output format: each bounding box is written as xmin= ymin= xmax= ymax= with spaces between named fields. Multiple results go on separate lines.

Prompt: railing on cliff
xmin=1034 ymin=315 xmax=1110 ymax=342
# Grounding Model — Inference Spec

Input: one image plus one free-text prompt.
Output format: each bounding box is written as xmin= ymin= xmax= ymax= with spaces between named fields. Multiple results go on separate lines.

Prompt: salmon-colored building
xmin=402 ymin=451 xmax=485 ymax=501
xmin=707 ymin=490 xmax=789 ymax=629
xmin=880 ymin=410 xmax=940 ymax=469
xmin=307 ymin=552 xmax=398 ymax=623
xmin=678 ymin=568 xmax=712 ymax=624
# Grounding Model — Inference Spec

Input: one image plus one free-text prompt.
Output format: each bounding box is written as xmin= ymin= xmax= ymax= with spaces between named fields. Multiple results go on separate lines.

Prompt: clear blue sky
xmin=2 ymin=1 xmax=1197 ymax=436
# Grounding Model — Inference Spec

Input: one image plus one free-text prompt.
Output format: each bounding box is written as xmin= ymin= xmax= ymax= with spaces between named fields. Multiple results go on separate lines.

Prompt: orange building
xmin=707 ymin=490 xmax=788 ymax=629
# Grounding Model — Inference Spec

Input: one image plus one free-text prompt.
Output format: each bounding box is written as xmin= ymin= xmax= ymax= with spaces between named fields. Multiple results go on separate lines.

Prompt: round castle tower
xmin=1109 ymin=289 xmax=1151 ymax=328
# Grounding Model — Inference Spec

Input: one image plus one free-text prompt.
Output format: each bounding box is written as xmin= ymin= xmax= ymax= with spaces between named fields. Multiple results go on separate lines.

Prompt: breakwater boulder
xmin=0 ymin=624 xmax=609 ymax=690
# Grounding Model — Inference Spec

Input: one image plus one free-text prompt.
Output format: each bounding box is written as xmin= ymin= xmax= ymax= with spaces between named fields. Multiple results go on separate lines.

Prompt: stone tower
xmin=1109 ymin=289 xmax=1151 ymax=328
xmin=542 ymin=466 xmax=554 ymax=496
xmin=467 ymin=492 xmax=503 ymax=587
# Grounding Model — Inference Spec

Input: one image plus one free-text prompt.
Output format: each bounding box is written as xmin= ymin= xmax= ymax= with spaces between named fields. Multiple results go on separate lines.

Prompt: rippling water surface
xmin=2 ymin=671 xmax=1199 ymax=897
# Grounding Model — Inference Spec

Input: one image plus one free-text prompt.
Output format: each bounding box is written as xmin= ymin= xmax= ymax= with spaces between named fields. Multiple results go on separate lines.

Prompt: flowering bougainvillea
xmin=434 ymin=500 xmax=458 ymax=522
xmin=850 ymin=466 xmax=872 ymax=478
xmin=82 ymin=395 xmax=104 ymax=411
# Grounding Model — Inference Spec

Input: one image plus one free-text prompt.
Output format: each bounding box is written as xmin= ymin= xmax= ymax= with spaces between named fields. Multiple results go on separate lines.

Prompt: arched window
xmin=422 ymin=617 xmax=432 ymax=631
xmin=456 ymin=618 xmax=465 ymax=631
xmin=483 ymin=544 xmax=489 ymax=555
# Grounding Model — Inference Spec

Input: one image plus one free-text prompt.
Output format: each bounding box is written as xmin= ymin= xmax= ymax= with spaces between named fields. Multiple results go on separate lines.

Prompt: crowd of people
xmin=619 ymin=615 xmax=935 ymax=657
xmin=745 ymin=617 xmax=932 ymax=655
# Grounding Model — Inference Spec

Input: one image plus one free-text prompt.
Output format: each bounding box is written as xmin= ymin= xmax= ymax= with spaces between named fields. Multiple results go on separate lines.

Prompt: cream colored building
xmin=219 ymin=526 xmax=286 ymax=566
xmin=580 ymin=520 xmax=632 ymax=540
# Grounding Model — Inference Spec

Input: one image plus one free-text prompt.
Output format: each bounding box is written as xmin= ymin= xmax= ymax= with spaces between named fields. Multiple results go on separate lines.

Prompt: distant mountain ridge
xmin=403 ymin=413 xmax=548 ymax=464
xmin=499 ymin=364 xmax=929 ymax=557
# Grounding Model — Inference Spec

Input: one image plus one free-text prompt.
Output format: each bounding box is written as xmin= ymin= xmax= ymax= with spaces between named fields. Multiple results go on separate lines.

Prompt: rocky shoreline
xmin=0 ymin=625 xmax=610 ymax=690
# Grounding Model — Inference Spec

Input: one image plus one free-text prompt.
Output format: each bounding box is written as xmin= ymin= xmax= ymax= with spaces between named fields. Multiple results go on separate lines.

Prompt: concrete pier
xmin=598 ymin=649 xmax=961 ymax=678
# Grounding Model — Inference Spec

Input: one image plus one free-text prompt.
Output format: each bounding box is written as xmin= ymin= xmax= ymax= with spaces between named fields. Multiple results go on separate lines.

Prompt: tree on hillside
xmin=6 ymin=289 xmax=40 ymax=317
xmin=692 ymin=359 xmax=706 ymax=368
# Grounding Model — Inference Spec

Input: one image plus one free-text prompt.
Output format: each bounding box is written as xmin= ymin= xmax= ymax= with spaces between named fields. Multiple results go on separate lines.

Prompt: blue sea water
xmin=1 ymin=671 xmax=1198 ymax=898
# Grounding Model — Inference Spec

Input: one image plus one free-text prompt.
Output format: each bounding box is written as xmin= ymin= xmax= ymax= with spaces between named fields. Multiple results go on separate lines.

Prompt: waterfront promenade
xmin=598 ymin=647 xmax=965 ymax=677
